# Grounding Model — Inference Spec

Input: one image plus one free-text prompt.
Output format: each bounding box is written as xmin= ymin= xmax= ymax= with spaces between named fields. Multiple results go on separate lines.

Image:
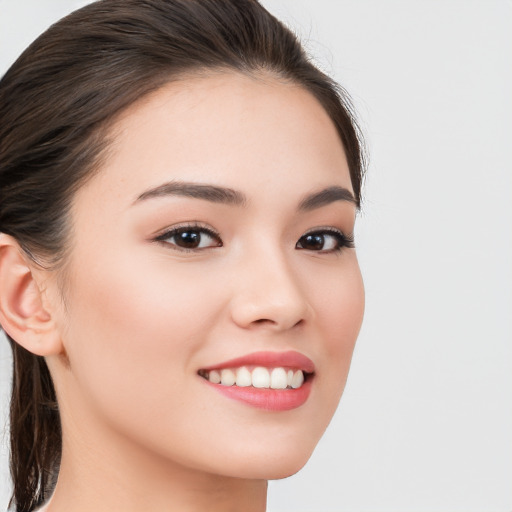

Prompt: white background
xmin=1 ymin=1 xmax=511 ymax=511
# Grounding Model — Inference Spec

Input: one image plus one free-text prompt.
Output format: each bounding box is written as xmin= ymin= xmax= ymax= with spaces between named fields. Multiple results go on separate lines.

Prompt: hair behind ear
xmin=7 ymin=336 xmax=61 ymax=512
xmin=0 ymin=237 xmax=62 ymax=511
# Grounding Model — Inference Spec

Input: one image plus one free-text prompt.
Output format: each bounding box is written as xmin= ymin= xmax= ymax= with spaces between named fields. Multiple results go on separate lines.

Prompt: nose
xmin=229 ymin=250 xmax=312 ymax=331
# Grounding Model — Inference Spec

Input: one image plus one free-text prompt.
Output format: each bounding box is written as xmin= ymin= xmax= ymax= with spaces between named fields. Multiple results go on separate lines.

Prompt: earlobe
xmin=0 ymin=234 xmax=62 ymax=356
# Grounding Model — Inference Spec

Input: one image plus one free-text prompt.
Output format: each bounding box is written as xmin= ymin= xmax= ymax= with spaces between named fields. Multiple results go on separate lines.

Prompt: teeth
xmin=252 ymin=367 xmax=270 ymax=388
xmin=209 ymin=370 xmax=221 ymax=384
xmin=270 ymin=368 xmax=288 ymax=389
xmin=220 ymin=369 xmax=236 ymax=386
xmin=204 ymin=366 xmax=306 ymax=389
xmin=291 ymin=370 xmax=304 ymax=389
xmin=235 ymin=367 xmax=252 ymax=387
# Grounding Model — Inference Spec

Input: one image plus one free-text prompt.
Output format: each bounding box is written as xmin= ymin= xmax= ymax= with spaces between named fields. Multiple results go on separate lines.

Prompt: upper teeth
xmin=204 ymin=367 xmax=305 ymax=389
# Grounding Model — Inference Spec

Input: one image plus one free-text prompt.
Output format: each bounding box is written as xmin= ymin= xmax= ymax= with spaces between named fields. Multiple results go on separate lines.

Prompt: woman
xmin=0 ymin=1 xmax=365 ymax=511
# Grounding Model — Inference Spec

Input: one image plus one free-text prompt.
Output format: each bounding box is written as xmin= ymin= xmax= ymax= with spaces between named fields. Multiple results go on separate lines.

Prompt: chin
xmin=244 ymin=455 xmax=312 ymax=481
xmin=217 ymin=440 xmax=317 ymax=481
xmin=263 ymin=459 xmax=311 ymax=481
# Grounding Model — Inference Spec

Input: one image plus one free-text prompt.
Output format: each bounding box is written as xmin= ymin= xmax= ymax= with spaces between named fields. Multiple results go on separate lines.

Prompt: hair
xmin=0 ymin=1 xmax=366 ymax=510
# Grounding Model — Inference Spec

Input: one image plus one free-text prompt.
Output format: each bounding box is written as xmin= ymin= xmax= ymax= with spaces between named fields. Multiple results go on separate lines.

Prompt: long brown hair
xmin=0 ymin=1 xmax=365 ymax=510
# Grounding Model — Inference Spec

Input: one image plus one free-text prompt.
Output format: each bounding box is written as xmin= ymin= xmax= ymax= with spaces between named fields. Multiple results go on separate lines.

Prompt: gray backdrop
xmin=1 ymin=1 xmax=511 ymax=511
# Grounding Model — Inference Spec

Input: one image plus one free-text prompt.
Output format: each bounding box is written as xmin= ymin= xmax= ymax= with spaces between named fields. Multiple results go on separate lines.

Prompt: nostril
xmin=250 ymin=318 xmax=304 ymax=329
xmin=230 ymin=288 xmax=310 ymax=330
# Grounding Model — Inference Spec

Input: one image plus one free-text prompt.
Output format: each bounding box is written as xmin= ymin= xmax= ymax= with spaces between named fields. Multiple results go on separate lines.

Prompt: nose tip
xmin=231 ymin=300 xmax=307 ymax=331
xmin=230 ymin=261 xmax=311 ymax=331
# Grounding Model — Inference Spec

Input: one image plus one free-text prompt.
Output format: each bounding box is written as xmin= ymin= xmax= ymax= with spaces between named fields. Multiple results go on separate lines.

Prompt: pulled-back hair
xmin=0 ymin=1 xmax=365 ymax=510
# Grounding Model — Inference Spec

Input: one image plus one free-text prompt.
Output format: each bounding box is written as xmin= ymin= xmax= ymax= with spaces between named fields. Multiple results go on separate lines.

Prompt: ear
xmin=0 ymin=234 xmax=63 ymax=356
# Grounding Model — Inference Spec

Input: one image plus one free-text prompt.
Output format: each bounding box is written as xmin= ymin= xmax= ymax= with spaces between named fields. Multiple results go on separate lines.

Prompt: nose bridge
xmin=230 ymin=242 xmax=310 ymax=330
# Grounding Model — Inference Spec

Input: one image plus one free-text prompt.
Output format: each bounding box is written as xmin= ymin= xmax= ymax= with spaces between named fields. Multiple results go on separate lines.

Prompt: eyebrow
xmin=298 ymin=186 xmax=357 ymax=211
xmin=135 ymin=181 xmax=247 ymax=206
xmin=134 ymin=181 xmax=356 ymax=210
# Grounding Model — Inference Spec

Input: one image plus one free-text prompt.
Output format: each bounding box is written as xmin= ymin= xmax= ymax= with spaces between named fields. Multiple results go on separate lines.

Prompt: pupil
xmin=177 ymin=231 xmax=200 ymax=248
xmin=303 ymin=234 xmax=324 ymax=250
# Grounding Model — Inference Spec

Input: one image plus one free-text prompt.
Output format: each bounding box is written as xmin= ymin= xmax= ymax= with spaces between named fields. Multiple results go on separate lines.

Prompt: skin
xmin=29 ymin=72 xmax=364 ymax=512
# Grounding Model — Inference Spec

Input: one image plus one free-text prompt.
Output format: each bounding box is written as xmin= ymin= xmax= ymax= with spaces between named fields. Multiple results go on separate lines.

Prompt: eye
xmin=296 ymin=229 xmax=354 ymax=253
xmin=154 ymin=225 xmax=222 ymax=251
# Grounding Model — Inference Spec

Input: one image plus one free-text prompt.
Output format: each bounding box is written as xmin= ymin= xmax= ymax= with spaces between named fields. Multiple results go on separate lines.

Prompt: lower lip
xmin=203 ymin=378 xmax=313 ymax=411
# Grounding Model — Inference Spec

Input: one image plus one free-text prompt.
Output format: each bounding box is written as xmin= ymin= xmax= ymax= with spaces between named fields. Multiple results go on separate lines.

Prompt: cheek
xmin=60 ymin=253 xmax=221 ymax=413
xmin=309 ymin=254 xmax=365 ymax=353
xmin=66 ymin=252 xmax=219 ymax=345
xmin=57 ymin=253 xmax=234 ymax=469
xmin=326 ymin=269 xmax=364 ymax=355
xmin=306 ymin=255 xmax=364 ymax=403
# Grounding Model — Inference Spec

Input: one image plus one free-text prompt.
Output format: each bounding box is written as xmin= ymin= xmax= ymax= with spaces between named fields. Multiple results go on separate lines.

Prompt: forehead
xmin=77 ymin=71 xmax=352 ymax=209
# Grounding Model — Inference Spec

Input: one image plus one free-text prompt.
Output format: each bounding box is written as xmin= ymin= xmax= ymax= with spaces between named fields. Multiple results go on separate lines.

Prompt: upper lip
xmin=200 ymin=350 xmax=315 ymax=373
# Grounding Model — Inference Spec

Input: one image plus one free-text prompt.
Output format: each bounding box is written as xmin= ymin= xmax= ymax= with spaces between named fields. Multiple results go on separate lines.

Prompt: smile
xmin=198 ymin=366 xmax=307 ymax=389
xmin=198 ymin=351 xmax=315 ymax=411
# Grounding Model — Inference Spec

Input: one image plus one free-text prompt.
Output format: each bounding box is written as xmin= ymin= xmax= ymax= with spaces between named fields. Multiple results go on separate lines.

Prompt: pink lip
xmin=199 ymin=351 xmax=315 ymax=411
xmin=204 ymin=379 xmax=313 ymax=411
xmin=201 ymin=350 xmax=316 ymax=373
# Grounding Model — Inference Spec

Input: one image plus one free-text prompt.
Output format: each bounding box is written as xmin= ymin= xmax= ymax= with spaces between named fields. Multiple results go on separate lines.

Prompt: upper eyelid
xmin=300 ymin=226 xmax=351 ymax=238
xmin=151 ymin=223 xmax=353 ymax=244
xmin=153 ymin=222 xmax=221 ymax=239
xmin=297 ymin=227 xmax=355 ymax=249
xmin=303 ymin=226 xmax=342 ymax=233
xmin=152 ymin=224 xmax=222 ymax=253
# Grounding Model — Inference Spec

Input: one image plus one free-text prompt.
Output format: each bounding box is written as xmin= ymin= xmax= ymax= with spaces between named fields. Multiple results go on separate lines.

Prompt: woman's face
xmin=49 ymin=72 xmax=364 ymax=479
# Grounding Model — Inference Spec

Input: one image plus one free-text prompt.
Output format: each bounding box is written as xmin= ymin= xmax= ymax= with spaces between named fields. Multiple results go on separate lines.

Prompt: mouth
xmin=198 ymin=366 xmax=311 ymax=390
xmin=197 ymin=351 xmax=315 ymax=411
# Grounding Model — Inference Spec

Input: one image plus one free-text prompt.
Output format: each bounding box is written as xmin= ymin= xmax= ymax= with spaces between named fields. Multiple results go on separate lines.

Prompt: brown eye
xmin=156 ymin=226 xmax=222 ymax=251
xmin=174 ymin=230 xmax=202 ymax=249
xmin=296 ymin=229 xmax=354 ymax=252
xmin=298 ymin=233 xmax=326 ymax=251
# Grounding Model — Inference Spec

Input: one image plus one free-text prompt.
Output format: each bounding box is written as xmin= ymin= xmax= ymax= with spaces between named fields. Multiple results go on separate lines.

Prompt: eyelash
xmin=296 ymin=228 xmax=355 ymax=253
xmin=153 ymin=223 xmax=222 ymax=253
xmin=153 ymin=224 xmax=354 ymax=253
